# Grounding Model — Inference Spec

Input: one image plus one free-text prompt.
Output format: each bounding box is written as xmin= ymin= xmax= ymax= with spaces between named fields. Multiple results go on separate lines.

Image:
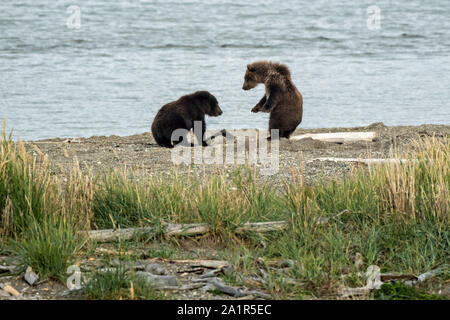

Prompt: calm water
xmin=1 ymin=0 xmax=449 ymax=141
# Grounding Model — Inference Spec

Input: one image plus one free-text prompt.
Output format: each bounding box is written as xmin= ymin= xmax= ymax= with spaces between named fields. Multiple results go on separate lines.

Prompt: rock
xmin=136 ymin=271 xmax=178 ymax=288
xmin=144 ymin=263 xmax=165 ymax=275
xmin=58 ymin=288 xmax=84 ymax=297
xmin=439 ymin=284 xmax=450 ymax=297
xmin=0 ymin=289 xmax=11 ymax=297
xmin=199 ymin=265 xmax=234 ymax=279
xmin=24 ymin=266 xmax=39 ymax=286
xmin=277 ymin=259 xmax=295 ymax=268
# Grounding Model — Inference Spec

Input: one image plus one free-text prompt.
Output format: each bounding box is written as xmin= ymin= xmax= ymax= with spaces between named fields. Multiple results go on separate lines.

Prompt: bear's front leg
xmin=262 ymin=84 xmax=282 ymax=113
xmin=262 ymin=102 xmax=272 ymax=113
xmin=251 ymin=95 xmax=267 ymax=113
xmin=193 ymin=118 xmax=209 ymax=147
xmin=262 ymin=93 xmax=280 ymax=113
xmin=251 ymin=104 xmax=263 ymax=113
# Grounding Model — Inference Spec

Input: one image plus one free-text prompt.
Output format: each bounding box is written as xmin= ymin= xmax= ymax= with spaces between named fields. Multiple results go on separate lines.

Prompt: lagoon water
xmin=0 ymin=0 xmax=449 ymax=140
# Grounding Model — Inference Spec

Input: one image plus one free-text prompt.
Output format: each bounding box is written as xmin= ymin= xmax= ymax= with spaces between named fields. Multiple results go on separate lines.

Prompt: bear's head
xmin=243 ymin=61 xmax=291 ymax=90
xmin=242 ymin=63 xmax=266 ymax=90
xmin=195 ymin=91 xmax=223 ymax=117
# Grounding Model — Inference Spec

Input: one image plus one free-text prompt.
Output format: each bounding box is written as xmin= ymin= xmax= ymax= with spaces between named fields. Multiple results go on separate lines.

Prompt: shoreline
xmin=22 ymin=122 xmax=450 ymax=185
xmin=23 ymin=122 xmax=450 ymax=143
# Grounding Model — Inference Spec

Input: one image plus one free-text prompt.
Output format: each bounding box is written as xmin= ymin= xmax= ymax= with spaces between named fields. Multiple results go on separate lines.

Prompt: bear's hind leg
xmin=282 ymin=128 xmax=295 ymax=139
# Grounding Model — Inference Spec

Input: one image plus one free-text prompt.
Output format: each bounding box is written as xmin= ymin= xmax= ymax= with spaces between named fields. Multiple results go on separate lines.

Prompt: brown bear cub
xmin=242 ymin=61 xmax=303 ymax=139
xmin=151 ymin=91 xmax=223 ymax=148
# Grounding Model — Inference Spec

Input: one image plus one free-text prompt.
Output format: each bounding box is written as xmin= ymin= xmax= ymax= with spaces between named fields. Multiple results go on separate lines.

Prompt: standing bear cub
xmin=151 ymin=91 xmax=223 ymax=148
xmin=242 ymin=61 xmax=303 ymax=139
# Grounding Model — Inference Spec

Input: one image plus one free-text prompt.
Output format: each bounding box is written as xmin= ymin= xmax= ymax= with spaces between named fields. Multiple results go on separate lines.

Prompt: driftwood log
xmin=83 ymin=221 xmax=288 ymax=242
xmin=291 ymin=131 xmax=376 ymax=143
xmin=0 ymin=265 xmax=17 ymax=273
xmin=311 ymin=157 xmax=409 ymax=165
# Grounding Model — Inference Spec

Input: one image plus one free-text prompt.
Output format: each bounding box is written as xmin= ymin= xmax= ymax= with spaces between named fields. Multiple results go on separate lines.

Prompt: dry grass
xmin=379 ymin=136 xmax=449 ymax=222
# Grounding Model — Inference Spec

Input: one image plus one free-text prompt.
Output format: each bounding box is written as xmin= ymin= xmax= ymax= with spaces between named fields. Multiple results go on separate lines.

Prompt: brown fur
xmin=151 ymin=91 xmax=223 ymax=148
xmin=242 ymin=61 xmax=303 ymax=139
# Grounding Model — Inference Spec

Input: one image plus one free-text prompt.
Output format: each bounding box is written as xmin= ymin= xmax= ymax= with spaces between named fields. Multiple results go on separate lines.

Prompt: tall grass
xmin=0 ymin=124 xmax=94 ymax=237
xmin=0 ymin=127 xmax=60 ymax=236
xmin=93 ymin=168 xmax=285 ymax=238
xmin=0 ymin=124 xmax=91 ymax=279
xmin=84 ymin=265 xmax=164 ymax=300
xmin=267 ymin=136 xmax=449 ymax=291
xmin=9 ymin=217 xmax=82 ymax=281
xmin=64 ymin=160 xmax=94 ymax=231
xmin=310 ymin=136 xmax=448 ymax=223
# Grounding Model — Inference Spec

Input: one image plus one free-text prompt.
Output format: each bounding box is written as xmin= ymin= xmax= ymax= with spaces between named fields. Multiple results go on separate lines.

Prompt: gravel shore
xmin=25 ymin=122 xmax=450 ymax=185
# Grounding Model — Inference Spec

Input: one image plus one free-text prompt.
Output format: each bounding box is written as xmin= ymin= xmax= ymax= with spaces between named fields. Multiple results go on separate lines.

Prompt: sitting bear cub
xmin=151 ymin=91 xmax=223 ymax=148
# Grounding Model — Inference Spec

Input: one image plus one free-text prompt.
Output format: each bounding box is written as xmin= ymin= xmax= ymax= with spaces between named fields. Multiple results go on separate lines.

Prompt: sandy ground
xmin=24 ymin=122 xmax=450 ymax=185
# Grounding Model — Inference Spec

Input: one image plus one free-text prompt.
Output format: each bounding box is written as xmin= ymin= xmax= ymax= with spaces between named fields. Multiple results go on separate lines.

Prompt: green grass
xmin=9 ymin=217 xmax=82 ymax=281
xmin=84 ymin=265 xmax=165 ymax=300
xmin=0 ymin=128 xmax=61 ymax=236
xmin=92 ymin=167 xmax=287 ymax=240
xmin=258 ymin=137 xmax=449 ymax=294
xmin=375 ymin=281 xmax=447 ymax=300
xmin=1 ymin=120 xmax=448 ymax=299
xmin=146 ymin=244 xmax=176 ymax=259
xmin=0 ymin=125 xmax=87 ymax=281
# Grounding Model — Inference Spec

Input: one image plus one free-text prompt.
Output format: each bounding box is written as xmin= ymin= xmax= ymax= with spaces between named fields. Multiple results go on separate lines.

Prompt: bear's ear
xmin=247 ymin=64 xmax=256 ymax=72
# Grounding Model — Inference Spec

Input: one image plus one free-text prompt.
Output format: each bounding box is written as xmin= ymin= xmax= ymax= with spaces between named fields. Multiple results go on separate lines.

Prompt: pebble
xmin=277 ymin=259 xmax=295 ymax=268
xmin=144 ymin=263 xmax=165 ymax=275
xmin=24 ymin=266 xmax=39 ymax=286
xmin=0 ymin=289 xmax=11 ymax=297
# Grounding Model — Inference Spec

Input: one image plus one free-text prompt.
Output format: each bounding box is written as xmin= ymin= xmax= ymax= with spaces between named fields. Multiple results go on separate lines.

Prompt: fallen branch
xmin=0 ymin=265 xmax=18 ymax=273
xmin=235 ymin=221 xmax=288 ymax=234
xmin=83 ymin=221 xmax=288 ymax=242
xmin=148 ymin=259 xmax=230 ymax=269
xmin=84 ymin=223 xmax=209 ymax=242
xmin=0 ymin=284 xmax=20 ymax=297
xmin=157 ymin=283 xmax=205 ymax=291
